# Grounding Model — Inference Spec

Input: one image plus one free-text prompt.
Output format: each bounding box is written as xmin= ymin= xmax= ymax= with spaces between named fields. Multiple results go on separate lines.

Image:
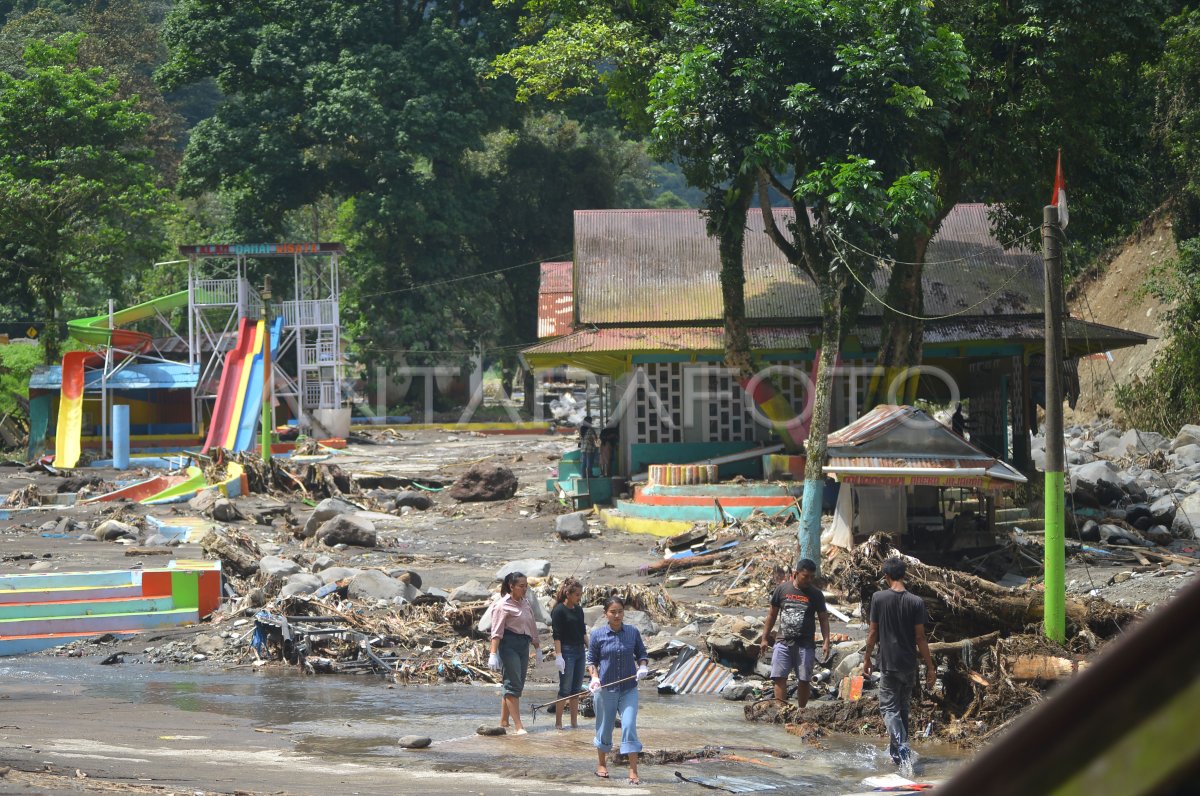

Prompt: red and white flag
xmin=1051 ymin=148 xmax=1068 ymax=228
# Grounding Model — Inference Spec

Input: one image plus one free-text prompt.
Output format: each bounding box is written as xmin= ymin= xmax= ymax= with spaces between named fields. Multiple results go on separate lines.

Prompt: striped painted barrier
xmin=648 ymin=464 xmax=719 ymax=486
xmin=0 ymin=562 xmax=222 ymax=656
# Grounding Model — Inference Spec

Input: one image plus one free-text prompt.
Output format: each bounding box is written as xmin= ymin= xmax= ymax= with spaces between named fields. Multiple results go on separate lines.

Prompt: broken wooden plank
xmin=681 ymin=574 xmax=717 ymax=588
xmin=1010 ymin=654 xmax=1089 ymax=681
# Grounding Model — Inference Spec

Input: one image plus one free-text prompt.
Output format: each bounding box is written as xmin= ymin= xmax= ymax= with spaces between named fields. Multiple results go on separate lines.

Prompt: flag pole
xmin=1042 ymin=203 xmax=1066 ymax=644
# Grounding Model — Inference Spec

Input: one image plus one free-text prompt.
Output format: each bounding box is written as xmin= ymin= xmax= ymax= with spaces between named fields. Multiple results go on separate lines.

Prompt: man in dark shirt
xmin=862 ymin=557 xmax=936 ymax=773
xmin=759 ymin=558 xmax=831 ymax=710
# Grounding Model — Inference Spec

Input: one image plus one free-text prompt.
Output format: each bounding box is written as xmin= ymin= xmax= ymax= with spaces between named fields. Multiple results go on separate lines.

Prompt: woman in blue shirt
xmin=587 ymin=596 xmax=649 ymax=785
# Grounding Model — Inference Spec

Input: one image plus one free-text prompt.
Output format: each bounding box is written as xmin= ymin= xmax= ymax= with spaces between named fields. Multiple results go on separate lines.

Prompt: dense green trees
xmin=0 ymin=34 xmax=168 ymax=362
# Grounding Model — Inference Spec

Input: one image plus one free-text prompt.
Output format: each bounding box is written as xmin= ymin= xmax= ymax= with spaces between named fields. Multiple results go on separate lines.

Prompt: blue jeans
xmin=594 ymin=687 xmax=642 ymax=754
xmin=580 ymin=450 xmax=597 ymax=478
xmin=558 ymin=644 xmax=586 ymax=698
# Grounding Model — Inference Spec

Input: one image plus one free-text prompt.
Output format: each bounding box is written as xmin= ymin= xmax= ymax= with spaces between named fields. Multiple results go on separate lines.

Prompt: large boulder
xmin=496 ymin=559 xmax=551 ymax=580
xmin=1094 ymin=429 xmax=1124 ymax=458
xmin=450 ymin=579 xmax=493 ymax=603
xmin=1172 ymin=444 xmax=1200 ymax=468
xmin=301 ymin=497 xmax=359 ymax=538
xmin=704 ymin=615 xmax=764 ymax=665
xmin=280 ymin=573 xmax=324 ymax=598
xmin=556 ymin=511 xmax=591 ymax=540
xmin=1149 ymin=494 xmax=1178 ymax=527
xmin=259 ymin=556 xmax=302 ymax=579
xmin=187 ymin=489 xmax=222 ymax=515
xmin=347 ymin=570 xmax=422 ymax=603
xmin=319 ymin=566 xmax=363 ymax=584
xmin=315 ymin=514 xmax=377 ymax=548
xmin=1070 ymin=460 xmax=1127 ymax=507
xmin=211 ymin=498 xmax=243 ymax=523
xmin=448 ymin=463 xmax=518 ymax=502
xmin=1114 ymin=429 xmax=1169 ymax=457
xmin=94 ymin=519 xmax=137 ymax=542
xmin=1172 ymin=493 xmax=1200 ymax=538
xmin=392 ymin=491 xmax=434 ymax=511
xmin=1170 ymin=424 xmax=1200 ymax=451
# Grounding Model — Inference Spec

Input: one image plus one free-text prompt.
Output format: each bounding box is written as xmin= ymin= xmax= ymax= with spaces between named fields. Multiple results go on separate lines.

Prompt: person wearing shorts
xmin=759 ymin=558 xmax=831 ymax=710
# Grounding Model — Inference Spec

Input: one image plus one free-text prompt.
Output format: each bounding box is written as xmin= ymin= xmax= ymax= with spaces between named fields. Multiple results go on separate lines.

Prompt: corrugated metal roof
xmin=657 ymin=645 xmax=735 ymax=695
xmin=574 ymin=205 xmax=1043 ymax=325
xmin=539 ymin=261 xmax=572 ymax=294
xmin=522 ymin=318 xmax=1149 ymax=357
xmin=827 ymin=404 xmax=915 ymax=446
xmin=537 ymin=262 xmax=575 ymax=338
xmin=30 ymin=362 xmax=200 ymax=390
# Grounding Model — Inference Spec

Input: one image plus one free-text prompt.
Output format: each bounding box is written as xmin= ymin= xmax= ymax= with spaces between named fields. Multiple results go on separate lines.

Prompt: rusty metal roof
xmin=537 ymin=262 xmax=574 ymax=338
xmin=522 ymin=317 xmax=1149 ymax=357
xmin=574 ymin=205 xmax=1043 ymax=325
xmin=657 ymin=644 xmax=735 ymax=695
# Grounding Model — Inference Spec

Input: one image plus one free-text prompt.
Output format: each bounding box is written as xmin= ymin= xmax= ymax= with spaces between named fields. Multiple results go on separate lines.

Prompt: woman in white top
xmin=487 ymin=571 xmax=541 ymax=734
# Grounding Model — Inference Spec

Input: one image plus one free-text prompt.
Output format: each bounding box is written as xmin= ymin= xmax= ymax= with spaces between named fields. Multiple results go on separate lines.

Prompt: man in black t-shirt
xmin=759 ymin=558 xmax=831 ymax=710
xmin=862 ymin=557 xmax=936 ymax=773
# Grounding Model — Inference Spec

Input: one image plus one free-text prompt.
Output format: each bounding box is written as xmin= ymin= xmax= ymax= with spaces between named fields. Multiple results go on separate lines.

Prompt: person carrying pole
xmin=862 ymin=557 xmax=936 ymax=775
xmin=759 ymin=558 xmax=831 ymax=711
xmin=588 ymin=596 xmax=649 ymax=785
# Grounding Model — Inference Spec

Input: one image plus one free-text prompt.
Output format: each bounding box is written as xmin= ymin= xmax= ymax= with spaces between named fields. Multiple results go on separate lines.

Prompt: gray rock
xmin=280 ymin=573 xmax=324 ymax=598
xmin=398 ymin=735 xmax=432 ymax=749
xmin=319 ymin=566 xmax=363 ymax=584
xmin=1066 ymin=448 xmax=1096 ymax=466
xmin=347 ymin=570 xmax=407 ymax=602
xmin=1172 ymin=444 xmax=1200 ymax=468
xmin=450 ymin=579 xmax=492 ymax=603
xmin=1070 ymin=460 xmax=1127 ymax=507
xmin=389 ymin=569 xmax=424 ymax=589
xmin=310 ymin=554 xmax=336 ymax=572
xmin=1172 ymin=493 xmax=1200 ymax=538
xmin=833 ymin=652 xmax=864 ymax=683
xmin=722 ymin=684 xmax=755 ymax=701
xmin=315 ymin=514 xmax=377 ymax=548
xmin=93 ymin=519 xmax=137 ymax=541
xmin=1099 ymin=524 xmax=1151 ymax=546
xmin=260 ymin=555 xmax=302 ymax=579
xmin=496 ymin=559 xmax=550 ymax=580
xmin=556 ymin=511 xmax=591 ymax=540
xmin=584 ymin=605 xmax=605 ymax=626
xmin=1145 ymin=525 xmax=1174 ymax=546
xmin=1115 ymin=429 xmax=1169 ymax=457
xmin=300 ymin=497 xmax=360 ymax=538
xmin=30 ymin=561 xmax=52 ymax=571
xmin=1094 ymin=429 xmax=1124 ymax=457
xmin=703 ymin=615 xmax=762 ymax=663
xmin=212 ymin=498 xmax=243 ymax=523
xmin=448 ymin=463 xmax=519 ymax=502
xmin=476 ymin=725 xmax=506 ymax=736
xmin=77 ymin=533 xmax=97 ymax=542
xmin=1149 ymin=494 xmax=1178 ymax=527
xmin=393 ymin=491 xmax=434 ymax=511
xmin=143 ymin=533 xmax=172 ymax=547
xmin=192 ymin=634 xmax=225 ymax=656
xmin=187 ymin=489 xmax=221 ymax=514
xmin=1170 ymin=424 xmax=1200 ymax=451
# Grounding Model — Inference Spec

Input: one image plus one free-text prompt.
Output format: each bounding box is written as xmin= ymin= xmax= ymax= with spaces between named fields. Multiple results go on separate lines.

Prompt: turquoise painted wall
xmin=629 ymin=442 xmax=763 ymax=479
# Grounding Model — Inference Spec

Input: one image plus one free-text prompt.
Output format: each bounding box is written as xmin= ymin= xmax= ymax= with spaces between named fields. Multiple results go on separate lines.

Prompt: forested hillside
xmin=0 ymin=0 xmax=1198 ymax=429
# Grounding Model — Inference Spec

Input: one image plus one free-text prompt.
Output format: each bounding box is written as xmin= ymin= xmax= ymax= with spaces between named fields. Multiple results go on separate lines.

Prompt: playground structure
xmin=29 ymin=243 xmax=348 ymax=466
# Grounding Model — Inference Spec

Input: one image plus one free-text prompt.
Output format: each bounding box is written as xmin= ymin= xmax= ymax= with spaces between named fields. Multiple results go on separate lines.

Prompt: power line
xmin=828 ymin=223 xmax=1042 ymax=266
xmin=352 ymin=251 xmax=571 ymax=301
xmin=829 ymin=227 xmax=1042 ymax=321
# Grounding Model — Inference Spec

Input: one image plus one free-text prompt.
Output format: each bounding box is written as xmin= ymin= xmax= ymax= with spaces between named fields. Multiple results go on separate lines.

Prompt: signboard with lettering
xmin=178 ymin=243 xmax=345 ymax=257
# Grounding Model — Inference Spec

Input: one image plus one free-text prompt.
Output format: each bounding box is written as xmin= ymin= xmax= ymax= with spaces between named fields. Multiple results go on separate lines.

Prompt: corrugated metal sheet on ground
xmin=673 ymin=771 xmax=781 ymax=792
xmin=657 ymin=645 xmax=735 ymax=695
xmin=574 ymin=204 xmax=1044 ymax=325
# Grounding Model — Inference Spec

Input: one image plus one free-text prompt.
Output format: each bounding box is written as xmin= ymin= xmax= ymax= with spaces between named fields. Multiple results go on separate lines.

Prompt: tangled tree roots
xmin=828 ymin=534 xmax=1138 ymax=640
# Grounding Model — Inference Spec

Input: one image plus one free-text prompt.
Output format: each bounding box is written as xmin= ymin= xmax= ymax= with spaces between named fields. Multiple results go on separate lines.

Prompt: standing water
xmin=2 ymin=659 xmax=970 ymax=794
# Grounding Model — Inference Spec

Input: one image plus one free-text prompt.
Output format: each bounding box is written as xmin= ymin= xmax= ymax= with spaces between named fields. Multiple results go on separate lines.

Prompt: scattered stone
xmin=319 ymin=566 xmax=364 ymax=584
xmin=496 ymin=559 xmax=550 ymax=580
xmin=476 ymin=725 xmax=506 ymax=736
xmin=1078 ymin=520 xmax=1100 ymax=543
xmin=1172 ymin=444 xmax=1200 ymax=468
xmin=398 ymin=735 xmax=432 ymax=749
xmin=556 ymin=511 xmax=591 ymax=540
xmin=280 ymin=573 xmax=324 ymax=598
xmin=347 ymin=570 xmax=420 ymax=602
xmin=188 ymin=490 xmax=221 ymax=514
xmin=93 ymin=520 xmax=137 ymax=542
xmin=1145 ymin=525 xmax=1174 ymax=546
xmin=300 ymin=497 xmax=359 ymax=538
xmin=392 ymin=491 xmax=434 ymax=511
xmin=77 ymin=533 xmax=97 ymax=542
xmin=703 ymin=615 xmax=763 ymax=664
xmin=1170 ymin=424 xmax=1200 ymax=451
xmin=450 ymin=579 xmax=492 ymax=603
xmin=212 ymin=498 xmax=244 ymax=523
xmin=1070 ymin=461 xmax=1127 ymax=507
xmin=192 ymin=634 xmax=225 ymax=656
xmin=30 ymin=561 xmax=51 ymax=571
xmin=315 ymin=514 xmax=377 ymax=548
xmin=260 ymin=556 xmax=302 ymax=579
xmin=448 ymin=463 xmax=518 ymax=502
xmin=1149 ymin=494 xmax=1178 ymax=527
xmin=1114 ymin=429 xmax=1168 ymax=457
xmin=721 ymin=684 xmax=755 ymax=701
xmin=310 ymin=554 xmax=336 ymax=572
xmin=1172 ymin=493 xmax=1200 ymax=538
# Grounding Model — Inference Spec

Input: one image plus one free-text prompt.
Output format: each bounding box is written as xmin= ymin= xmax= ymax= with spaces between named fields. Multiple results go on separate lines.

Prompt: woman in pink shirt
xmin=487 ymin=571 xmax=541 ymax=734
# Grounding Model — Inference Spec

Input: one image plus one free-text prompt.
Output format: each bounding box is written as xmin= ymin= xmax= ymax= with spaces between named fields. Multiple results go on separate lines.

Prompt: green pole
xmin=1042 ymin=205 xmax=1065 ymax=643
xmin=261 ymin=276 xmax=272 ymax=463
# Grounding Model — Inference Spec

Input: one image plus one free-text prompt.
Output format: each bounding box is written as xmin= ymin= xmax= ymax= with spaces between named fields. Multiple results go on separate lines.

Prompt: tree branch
xmin=756 ymin=169 xmax=799 ymax=263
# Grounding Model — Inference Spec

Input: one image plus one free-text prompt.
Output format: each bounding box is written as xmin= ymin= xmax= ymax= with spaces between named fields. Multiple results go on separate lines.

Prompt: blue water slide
xmin=232 ymin=316 xmax=285 ymax=452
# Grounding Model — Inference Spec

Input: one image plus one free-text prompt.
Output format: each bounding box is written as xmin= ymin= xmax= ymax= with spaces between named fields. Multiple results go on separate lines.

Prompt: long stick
xmin=530 ymin=673 xmax=639 ymax=720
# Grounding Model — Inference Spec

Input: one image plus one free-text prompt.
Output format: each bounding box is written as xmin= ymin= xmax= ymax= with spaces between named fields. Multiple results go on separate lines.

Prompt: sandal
xmin=628 ymin=776 xmax=642 ymax=785
xmin=595 ymin=769 xmax=610 ymax=779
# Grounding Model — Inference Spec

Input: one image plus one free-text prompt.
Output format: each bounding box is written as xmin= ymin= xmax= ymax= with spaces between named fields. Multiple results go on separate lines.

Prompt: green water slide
xmin=66 ymin=290 xmax=193 ymax=347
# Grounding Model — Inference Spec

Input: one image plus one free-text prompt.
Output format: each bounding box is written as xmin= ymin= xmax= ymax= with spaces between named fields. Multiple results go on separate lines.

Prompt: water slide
xmin=53 ymin=291 xmax=191 ymax=469
xmin=232 ymin=316 xmax=284 ymax=451
xmin=200 ymin=317 xmax=254 ymax=454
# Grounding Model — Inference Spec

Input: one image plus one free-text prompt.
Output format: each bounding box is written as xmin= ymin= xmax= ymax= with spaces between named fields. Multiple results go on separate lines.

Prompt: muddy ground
xmin=0 ymin=429 xmax=1193 ymax=795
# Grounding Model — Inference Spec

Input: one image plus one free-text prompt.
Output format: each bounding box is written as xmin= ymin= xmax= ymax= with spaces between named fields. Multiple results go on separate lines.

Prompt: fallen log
xmin=1009 ymin=654 xmax=1089 ymax=681
xmin=124 ymin=547 xmax=173 ymax=556
xmin=641 ymin=550 xmax=735 ymax=575
xmin=927 ymin=631 xmax=1002 ymax=654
